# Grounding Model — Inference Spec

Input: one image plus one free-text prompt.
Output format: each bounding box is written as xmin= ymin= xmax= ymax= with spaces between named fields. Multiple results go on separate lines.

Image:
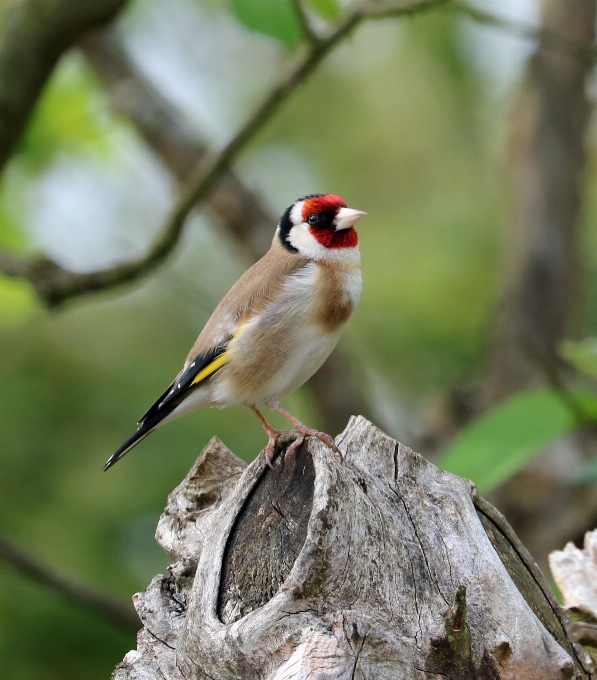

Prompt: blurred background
xmin=0 ymin=0 xmax=596 ymax=676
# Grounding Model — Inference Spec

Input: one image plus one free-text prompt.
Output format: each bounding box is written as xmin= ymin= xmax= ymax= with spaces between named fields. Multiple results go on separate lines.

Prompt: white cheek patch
xmin=290 ymin=201 xmax=304 ymax=225
xmin=289 ymin=224 xmax=362 ymax=264
xmin=288 ymin=224 xmax=327 ymax=259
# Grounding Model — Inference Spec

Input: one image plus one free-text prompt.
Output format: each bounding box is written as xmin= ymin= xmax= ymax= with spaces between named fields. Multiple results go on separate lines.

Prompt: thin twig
xmin=0 ymin=534 xmax=140 ymax=633
xmin=80 ymin=26 xmax=273 ymax=261
xmin=0 ymin=0 xmax=450 ymax=307
xmin=362 ymin=0 xmax=451 ymax=20
xmin=290 ymin=0 xmax=321 ymax=46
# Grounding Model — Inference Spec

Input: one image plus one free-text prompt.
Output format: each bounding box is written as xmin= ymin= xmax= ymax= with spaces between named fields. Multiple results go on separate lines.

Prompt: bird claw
xmin=310 ymin=430 xmax=340 ymax=454
xmin=284 ymin=434 xmax=305 ymax=462
xmin=254 ymin=405 xmax=340 ymax=469
xmin=265 ymin=437 xmax=277 ymax=469
xmin=263 ymin=429 xmax=295 ymax=468
xmin=295 ymin=425 xmax=338 ymax=452
xmin=283 ymin=427 xmax=340 ymax=463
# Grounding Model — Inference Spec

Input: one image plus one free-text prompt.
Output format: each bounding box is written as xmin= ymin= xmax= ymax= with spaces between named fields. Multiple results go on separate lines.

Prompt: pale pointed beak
xmin=334 ymin=207 xmax=367 ymax=231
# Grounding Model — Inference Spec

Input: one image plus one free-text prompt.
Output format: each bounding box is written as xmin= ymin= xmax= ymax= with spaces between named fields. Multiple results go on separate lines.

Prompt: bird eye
xmin=307 ymin=213 xmax=319 ymax=225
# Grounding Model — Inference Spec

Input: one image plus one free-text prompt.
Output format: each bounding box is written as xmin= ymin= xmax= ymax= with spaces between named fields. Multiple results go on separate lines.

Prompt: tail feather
xmin=105 ymin=343 xmax=230 ymax=471
xmin=103 ymin=419 xmax=161 ymax=471
xmin=105 ymin=409 xmax=177 ymax=470
xmin=104 ymin=379 xmax=195 ymax=470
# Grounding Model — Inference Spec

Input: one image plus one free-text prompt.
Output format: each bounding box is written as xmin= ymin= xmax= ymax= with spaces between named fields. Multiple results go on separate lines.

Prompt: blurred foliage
xmin=229 ymin=0 xmax=342 ymax=47
xmin=439 ymin=333 xmax=597 ymax=494
xmin=306 ymin=0 xmax=342 ymax=21
xmin=561 ymin=338 xmax=597 ymax=379
xmin=19 ymin=57 xmax=112 ymax=174
xmin=438 ymin=388 xmax=597 ymax=494
xmin=0 ymin=201 xmax=27 ymax=251
xmin=0 ymin=0 xmax=595 ymax=677
xmin=229 ymin=0 xmax=302 ymax=46
xmin=0 ymin=277 xmax=35 ymax=327
xmin=0 ymin=570 xmax=131 ymax=680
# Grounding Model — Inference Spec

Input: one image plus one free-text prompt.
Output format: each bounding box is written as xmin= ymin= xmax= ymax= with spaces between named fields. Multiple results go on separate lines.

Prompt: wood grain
xmin=112 ymin=419 xmax=594 ymax=680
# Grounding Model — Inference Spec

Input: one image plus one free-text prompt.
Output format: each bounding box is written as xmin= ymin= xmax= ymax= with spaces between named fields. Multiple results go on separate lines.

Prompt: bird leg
xmin=273 ymin=405 xmax=340 ymax=460
xmin=250 ymin=406 xmax=293 ymax=469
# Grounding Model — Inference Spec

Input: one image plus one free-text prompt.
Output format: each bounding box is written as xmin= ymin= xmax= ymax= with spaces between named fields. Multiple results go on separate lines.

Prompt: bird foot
xmin=280 ymin=424 xmax=340 ymax=464
xmin=271 ymin=405 xmax=340 ymax=458
xmin=265 ymin=427 xmax=338 ymax=468
xmin=284 ymin=433 xmax=305 ymax=462
xmin=292 ymin=426 xmax=340 ymax=456
xmin=264 ymin=428 xmax=294 ymax=469
xmin=253 ymin=405 xmax=340 ymax=468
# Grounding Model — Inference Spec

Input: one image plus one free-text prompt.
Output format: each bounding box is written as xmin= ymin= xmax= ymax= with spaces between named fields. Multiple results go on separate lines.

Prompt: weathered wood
xmin=550 ymin=530 xmax=597 ymax=665
xmin=112 ymin=418 xmax=594 ymax=679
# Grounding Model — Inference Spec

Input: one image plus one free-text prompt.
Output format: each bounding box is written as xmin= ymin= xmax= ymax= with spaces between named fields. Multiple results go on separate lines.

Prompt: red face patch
xmin=301 ymin=194 xmax=346 ymax=222
xmin=301 ymin=194 xmax=357 ymax=249
xmin=311 ymin=226 xmax=359 ymax=249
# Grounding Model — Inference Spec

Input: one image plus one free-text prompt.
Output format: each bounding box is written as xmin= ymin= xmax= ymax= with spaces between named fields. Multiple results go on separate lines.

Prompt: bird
xmin=104 ymin=193 xmax=366 ymax=471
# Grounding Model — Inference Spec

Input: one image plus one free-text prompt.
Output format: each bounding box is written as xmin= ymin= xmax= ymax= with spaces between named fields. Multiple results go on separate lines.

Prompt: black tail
xmin=104 ymin=345 xmax=230 ymax=471
xmin=103 ymin=419 xmax=161 ymax=471
xmin=105 ymin=410 xmax=178 ymax=470
xmin=104 ymin=375 xmax=194 ymax=470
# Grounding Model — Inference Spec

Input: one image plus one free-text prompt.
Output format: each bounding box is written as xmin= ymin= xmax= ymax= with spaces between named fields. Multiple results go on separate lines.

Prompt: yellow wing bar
xmin=190 ymin=324 xmax=245 ymax=387
xmin=191 ymin=351 xmax=229 ymax=386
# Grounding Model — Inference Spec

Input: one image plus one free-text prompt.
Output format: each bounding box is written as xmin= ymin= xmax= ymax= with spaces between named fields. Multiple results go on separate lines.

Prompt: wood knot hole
xmin=217 ymin=443 xmax=315 ymax=624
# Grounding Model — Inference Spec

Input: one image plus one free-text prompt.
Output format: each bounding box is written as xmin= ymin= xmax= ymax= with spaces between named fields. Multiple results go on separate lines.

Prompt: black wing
xmin=138 ymin=342 xmax=230 ymax=424
xmin=104 ymin=341 xmax=230 ymax=470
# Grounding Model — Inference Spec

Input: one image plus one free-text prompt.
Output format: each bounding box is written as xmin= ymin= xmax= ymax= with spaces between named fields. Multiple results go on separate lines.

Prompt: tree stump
xmin=112 ymin=417 xmax=594 ymax=679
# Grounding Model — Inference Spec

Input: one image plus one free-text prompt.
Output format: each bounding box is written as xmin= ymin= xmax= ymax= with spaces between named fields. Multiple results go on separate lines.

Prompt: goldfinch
xmin=104 ymin=194 xmax=366 ymax=470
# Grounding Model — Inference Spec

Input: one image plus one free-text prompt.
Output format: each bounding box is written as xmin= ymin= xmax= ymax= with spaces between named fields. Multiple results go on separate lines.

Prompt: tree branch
xmin=0 ymin=0 xmax=128 ymax=173
xmin=80 ymin=27 xmax=274 ymax=262
xmin=0 ymin=0 xmax=450 ymax=307
xmin=2 ymin=0 xmax=596 ymax=306
xmin=0 ymin=534 xmax=139 ymax=633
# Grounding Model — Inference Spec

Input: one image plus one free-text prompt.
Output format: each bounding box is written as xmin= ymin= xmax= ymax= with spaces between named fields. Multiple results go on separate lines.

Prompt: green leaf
xmin=230 ymin=0 xmax=302 ymax=46
xmin=561 ymin=338 xmax=597 ymax=378
xmin=437 ymin=388 xmax=577 ymax=494
xmin=306 ymin=0 xmax=342 ymax=20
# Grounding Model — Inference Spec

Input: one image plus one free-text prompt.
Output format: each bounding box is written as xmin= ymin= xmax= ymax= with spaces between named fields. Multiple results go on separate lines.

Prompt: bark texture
xmin=112 ymin=418 xmax=593 ymax=679
xmin=0 ymin=0 xmax=128 ymax=173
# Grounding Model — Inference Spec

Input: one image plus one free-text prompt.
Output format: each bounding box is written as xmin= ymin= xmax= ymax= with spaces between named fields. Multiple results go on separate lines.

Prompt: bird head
xmin=278 ymin=194 xmax=366 ymax=259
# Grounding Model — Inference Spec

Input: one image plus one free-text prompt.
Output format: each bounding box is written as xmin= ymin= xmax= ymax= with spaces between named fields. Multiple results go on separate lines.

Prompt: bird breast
xmin=211 ymin=260 xmax=362 ymax=406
